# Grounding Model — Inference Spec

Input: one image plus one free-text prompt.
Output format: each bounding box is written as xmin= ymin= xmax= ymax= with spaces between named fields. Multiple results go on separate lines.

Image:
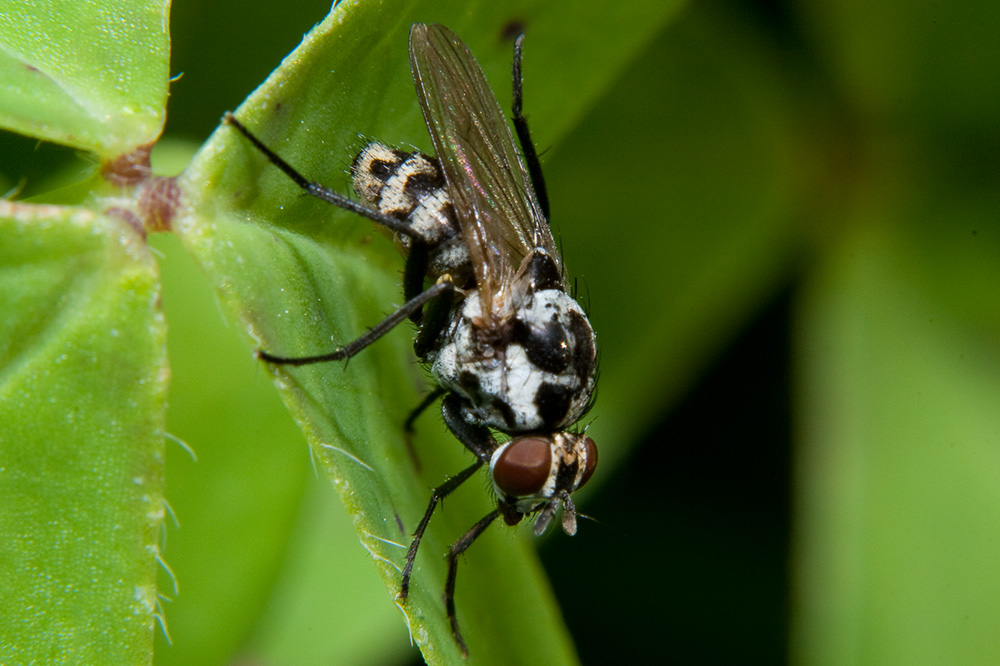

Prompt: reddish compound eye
xmin=492 ymin=437 xmax=552 ymax=497
xmin=577 ymin=436 xmax=598 ymax=489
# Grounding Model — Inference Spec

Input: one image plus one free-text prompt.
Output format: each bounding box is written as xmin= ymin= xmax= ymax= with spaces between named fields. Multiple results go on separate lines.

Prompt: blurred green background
xmin=3 ymin=0 xmax=1000 ymax=664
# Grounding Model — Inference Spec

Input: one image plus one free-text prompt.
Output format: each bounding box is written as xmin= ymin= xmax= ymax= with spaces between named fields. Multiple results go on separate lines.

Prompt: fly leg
xmin=257 ymin=279 xmax=455 ymax=365
xmin=223 ymin=112 xmax=423 ymax=240
xmin=404 ymin=386 xmax=447 ymax=435
xmin=510 ymin=34 xmax=549 ymax=221
xmin=401 ymin=386 xmax=446 ymax=471
xmin=413 ymin=272 xmax=456 ymax=358
xmin=398 ymin=458 xmax=483 ymax=600
xmin=446 ymin=509 xmax=501 ymax=657
xmin=403 ymin=241 xmax=430 ymax=321
xmin=399 ymin=395 xmax=498 ymax=598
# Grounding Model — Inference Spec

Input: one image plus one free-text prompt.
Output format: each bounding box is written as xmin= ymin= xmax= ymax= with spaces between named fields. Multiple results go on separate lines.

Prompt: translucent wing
xmin=409 ymin=23 xmax=561 ymax=324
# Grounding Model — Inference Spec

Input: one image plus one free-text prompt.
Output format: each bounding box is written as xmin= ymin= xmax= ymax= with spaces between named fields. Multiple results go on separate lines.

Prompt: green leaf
xmin=0 ymin=0 xmax=170 ymax=156
xmin=147 ymin=231 xmax=318 ymax=666
xmin=243 ymin=476 xmax=414 ymax=665
xmin=175 ymin=1 xmax=684 ymax=663
xmin=0 ymin=201 xmax=167 ymax=665
xmin=148 ymin=229 xmax=410 ymax=666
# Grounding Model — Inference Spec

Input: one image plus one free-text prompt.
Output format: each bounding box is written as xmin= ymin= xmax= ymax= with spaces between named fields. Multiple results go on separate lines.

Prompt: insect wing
xmin=409 ymin=23 xmax=560 ymax=320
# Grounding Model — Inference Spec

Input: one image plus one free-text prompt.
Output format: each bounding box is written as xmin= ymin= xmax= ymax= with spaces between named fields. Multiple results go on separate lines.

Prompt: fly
xmin=224 ymin=22 xmax=599 ymax=656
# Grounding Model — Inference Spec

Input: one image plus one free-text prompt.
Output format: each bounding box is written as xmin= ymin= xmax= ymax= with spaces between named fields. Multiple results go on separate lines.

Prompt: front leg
xmin=440 ymin=393 xmax=499 ymax=462
xmin=398 ymin=395 xmax=499 ymax=598
xmin=445 ymin=508 xmax=501 ymax=657
xmin=399 ymin=458 xmax=483 ymax=599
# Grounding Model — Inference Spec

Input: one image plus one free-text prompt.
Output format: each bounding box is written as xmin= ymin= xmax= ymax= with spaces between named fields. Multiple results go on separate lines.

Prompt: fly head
xmin=489 ymin=431 xmax=598 ymax=535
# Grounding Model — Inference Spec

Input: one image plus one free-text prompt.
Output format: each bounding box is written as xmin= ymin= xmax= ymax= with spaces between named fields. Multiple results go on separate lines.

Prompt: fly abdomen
xmin=352 ymin=141 xmax=469 ymax=277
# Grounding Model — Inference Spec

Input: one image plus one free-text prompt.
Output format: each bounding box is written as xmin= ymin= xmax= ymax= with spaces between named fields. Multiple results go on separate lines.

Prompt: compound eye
xmin=492 ymin=437 xmax=553 ymax=498
xmin=577 ymin=436 xmax=598 ymax=489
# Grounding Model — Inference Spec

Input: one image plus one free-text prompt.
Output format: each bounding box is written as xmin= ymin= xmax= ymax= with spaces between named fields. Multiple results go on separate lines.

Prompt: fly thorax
xmin=352 ymin=141 xmax=469 ymax=277
xmin=431 ymin=287 xmax=597 ymax=433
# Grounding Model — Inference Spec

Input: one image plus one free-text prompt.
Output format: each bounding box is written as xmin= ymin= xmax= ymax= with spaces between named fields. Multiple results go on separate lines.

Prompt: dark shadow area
xmin=542 ymin=283 xmax=794 ymax=665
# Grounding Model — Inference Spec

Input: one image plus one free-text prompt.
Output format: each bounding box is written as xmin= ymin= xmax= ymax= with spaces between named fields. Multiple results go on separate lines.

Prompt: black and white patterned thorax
xmin=431 ymin=252 xmax=596 ymax=433
xmin=352 ymin=143 xmax=597 ymax=435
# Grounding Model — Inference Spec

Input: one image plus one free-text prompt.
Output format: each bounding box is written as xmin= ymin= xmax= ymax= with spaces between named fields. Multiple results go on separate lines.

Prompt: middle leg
xmin=258 ymin=279 xmax=454 ymax=366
